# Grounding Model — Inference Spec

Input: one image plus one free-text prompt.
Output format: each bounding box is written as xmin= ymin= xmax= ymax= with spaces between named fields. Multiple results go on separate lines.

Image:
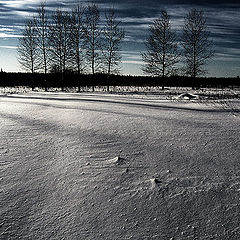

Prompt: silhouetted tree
xmin=48 ymin=9 xmax=73 ymax=90
xmin=49 ymin=9 xmax=72 ymax=74
xmin=34 ymin=2 xmax=50 ymax=74
xmin=18 ymin=19 xmax=40 ymax=74
xmin=181 ymin=8 xmax=213 ymax=86
xmin=49 ymin=64 xmax=62 ymax=74
xmin=69 ymin=3 xmax=86 ymax=75
xmin=34 ymin=1 xmax=50 ymax=91
xmin=83 ymin=3 xmax=102 ymax=75
xmin=142 ymin=10 xmax=179 ymax=89
xmin=102 ymin=8 xmax=125 ymax=75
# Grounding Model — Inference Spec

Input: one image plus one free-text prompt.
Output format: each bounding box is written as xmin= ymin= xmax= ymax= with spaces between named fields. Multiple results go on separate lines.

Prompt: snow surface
xmin=1 ymin=92 xmax=240 ymax=239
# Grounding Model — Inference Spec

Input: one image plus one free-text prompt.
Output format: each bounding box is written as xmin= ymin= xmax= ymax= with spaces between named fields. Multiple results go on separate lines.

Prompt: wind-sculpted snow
xmin=1 ymin=92 xmax=240 ymax=239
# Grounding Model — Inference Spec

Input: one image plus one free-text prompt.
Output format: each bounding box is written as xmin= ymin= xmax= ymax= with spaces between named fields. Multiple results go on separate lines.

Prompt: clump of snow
xmin=150 ymin=177 xmax=162 ymax=189
xmin=108 ymin=156 xmax=126 ymax=165
xmin=176 ymin=92 xmax=199 ymax=100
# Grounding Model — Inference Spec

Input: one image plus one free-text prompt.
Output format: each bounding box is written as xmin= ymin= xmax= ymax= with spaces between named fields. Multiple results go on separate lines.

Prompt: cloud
xmin=0 ymin=32 xmax=22 ymax=38
xmin=0 ymin=45 xmax=17 ymax=49
xmin=122 ymin=60 xmax=143 ymax=65
xmin=0 ymin=26 xmax=14 ymax=32
xmin=0 ymin=0 xmax=239 ymax=76
xmin=121 ymin=51 xmax=143 ymax=67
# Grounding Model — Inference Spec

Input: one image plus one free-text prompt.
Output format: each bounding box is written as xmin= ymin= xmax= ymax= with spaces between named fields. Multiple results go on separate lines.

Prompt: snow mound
xmin=150 ymin=177 xmax=162 ymax=189
xmin=177 ymin=93 xmax=199 ymax=100
xmin=107 ymin=156 xmax=126 ymax=165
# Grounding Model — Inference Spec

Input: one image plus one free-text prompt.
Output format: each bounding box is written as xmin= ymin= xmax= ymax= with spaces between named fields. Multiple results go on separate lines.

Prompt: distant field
xmin=1 ymin=92 xmax=240 ymax=239
xmin=1 ymin=85 xmax=240 ymax=99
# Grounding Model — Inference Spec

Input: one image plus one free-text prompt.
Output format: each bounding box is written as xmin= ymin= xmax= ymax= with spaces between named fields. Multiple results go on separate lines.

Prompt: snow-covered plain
xmin=1 ymin=92 xmax=240 ymax=239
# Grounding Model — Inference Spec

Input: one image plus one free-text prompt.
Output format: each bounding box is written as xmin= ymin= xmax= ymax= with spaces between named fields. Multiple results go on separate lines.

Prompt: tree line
xmin=142 ymin=9 xmax=214 ymax=89
xmin=17 ymin=2 xmax=125 ymax=79
xmin=1 ymin=72 xmax=239 ymax=90
xmin=17 ymin=2 xmax=214 ymax=90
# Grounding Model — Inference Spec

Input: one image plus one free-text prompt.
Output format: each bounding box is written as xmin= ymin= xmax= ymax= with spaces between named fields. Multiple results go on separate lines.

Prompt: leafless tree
xmin=69 ymin=3 xmax=86 ymax=75
xmin=34 ymin=1 xmax=49 ymax=75
xmin=48 ymin=9 xmax=73 ymax=90
xmin=102 ymin=8 xmax=125 ymax=75
xmin=48 ymin=9 xmax=72 ymax=74
xmin=142 ymin=10 xmax=179 ymax=89
xmin=83 ymin=3 xmax=102 ymax=75
xmin=34 ymin=1 xmax=50 ymax=90
xmin=181 ymin=8 xmax=213 ymax=82
xmin=17 ymin=19 xmax=40 ymax=74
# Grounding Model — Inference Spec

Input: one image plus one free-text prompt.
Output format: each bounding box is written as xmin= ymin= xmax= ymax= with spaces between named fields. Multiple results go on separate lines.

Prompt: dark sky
xmin=0 ymin=0 xmax=239 ymax=77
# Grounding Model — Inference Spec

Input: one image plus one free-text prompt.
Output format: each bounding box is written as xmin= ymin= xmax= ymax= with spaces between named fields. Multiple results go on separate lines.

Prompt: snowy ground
xmin=1 ymin=92 xmax=240 ymax=239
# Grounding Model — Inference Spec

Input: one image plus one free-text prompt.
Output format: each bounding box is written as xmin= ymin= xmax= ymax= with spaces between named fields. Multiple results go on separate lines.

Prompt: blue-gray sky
xmin=0 ymin=0 xmax=239 ymax=77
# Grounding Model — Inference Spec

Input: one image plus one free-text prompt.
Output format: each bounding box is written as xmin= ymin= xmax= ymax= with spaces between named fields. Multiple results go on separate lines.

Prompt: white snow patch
xmin=176 ymin=92 xmax=199 ymax=100
xmin=106 ymin=156 xmax=127 ymax=165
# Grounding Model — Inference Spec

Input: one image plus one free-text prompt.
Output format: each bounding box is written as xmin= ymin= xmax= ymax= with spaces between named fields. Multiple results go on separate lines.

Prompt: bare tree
xmin=69 ymin=3 xmax=86 ymax=75
xmin=181 ymin=8 xmax=213 ymax=83
xmin=18 ymin=19 xmax=40 ymax=74
xmin=34 ymin=1 xmax=49 ymax=75
xmin=49 ymin=9 xmax=73 ymax=72
xmin=102 ymin=8 xmax=125 ymax=75
xmin=142 ymin=10 xmax=179 ymax=89
xmin=48 ymin=9 xmax=72 ymax=90
xmin=34 ymin=1 xmax=50 ymax=91
xmin=83 ymin=3 xmax=102 ymax=75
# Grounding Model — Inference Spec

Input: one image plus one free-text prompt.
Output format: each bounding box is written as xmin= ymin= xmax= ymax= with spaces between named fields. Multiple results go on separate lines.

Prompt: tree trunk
xmin=192 ymin=77 xmax=195 ymax=90
xmin=44 ymin=76 xmax=48 ymax=92
xmin=162 ymin=77 xmax=165 ymax=90
xmin=61 ymin=72 xmax=64 ymax=91
xmin=107 ymin=74 xmax=110 ymax=92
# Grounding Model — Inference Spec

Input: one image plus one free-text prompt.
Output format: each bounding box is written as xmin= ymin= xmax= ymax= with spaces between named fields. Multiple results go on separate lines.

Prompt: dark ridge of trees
xmin=0 ymin=72 xmax=239 ymax=90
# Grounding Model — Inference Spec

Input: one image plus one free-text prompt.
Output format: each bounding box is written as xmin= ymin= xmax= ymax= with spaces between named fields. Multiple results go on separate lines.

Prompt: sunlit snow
xmin=1 ymin=91 xmax=240 ymax=239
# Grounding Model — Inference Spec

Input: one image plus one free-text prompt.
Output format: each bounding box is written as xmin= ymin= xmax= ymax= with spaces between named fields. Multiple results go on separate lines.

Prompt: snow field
xmin=1 ymin=92 xmax=240 ymax=239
